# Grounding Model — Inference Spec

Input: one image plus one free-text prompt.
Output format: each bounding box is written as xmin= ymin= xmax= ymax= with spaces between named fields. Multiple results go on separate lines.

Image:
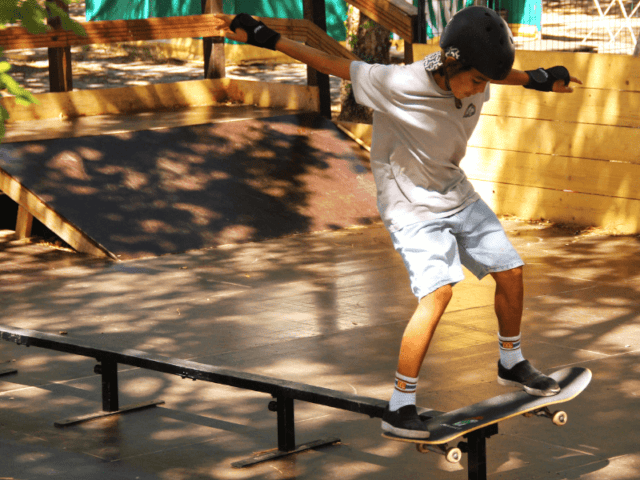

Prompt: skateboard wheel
xmin=552 ymin=411 xmax=568 ymax=426
xmin=446 ymin=447 xmax=462 ymax=463
xmin=416 ymin=443 xmax=430 ymax=454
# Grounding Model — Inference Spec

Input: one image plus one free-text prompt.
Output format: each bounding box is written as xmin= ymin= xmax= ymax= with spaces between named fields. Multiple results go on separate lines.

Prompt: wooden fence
xmin=338 ymin=45 xmax=640 ymax=235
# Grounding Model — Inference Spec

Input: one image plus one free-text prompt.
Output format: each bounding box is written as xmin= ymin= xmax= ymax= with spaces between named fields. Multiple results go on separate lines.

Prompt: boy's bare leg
xmin=491 ymin=267 xmax=523 ymax=338
xmin=397 ymin=284 xmax=453 ymax=378
xmin=382 ymin=284 xmax=453 ymax=438
xmin=492 ymin=266 xmax=560 ymax=396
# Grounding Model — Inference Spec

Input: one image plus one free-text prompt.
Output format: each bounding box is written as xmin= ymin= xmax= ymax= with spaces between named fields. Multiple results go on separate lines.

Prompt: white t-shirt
xmin=350 ymin=60 xmax=490 ymax=232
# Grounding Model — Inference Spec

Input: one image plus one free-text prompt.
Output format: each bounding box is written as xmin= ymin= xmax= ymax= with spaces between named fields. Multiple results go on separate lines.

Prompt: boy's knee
xmin=493 ymin=266 xmax=523 ymax=283
xmin=425 ymin=284 xmax=453 ymax=304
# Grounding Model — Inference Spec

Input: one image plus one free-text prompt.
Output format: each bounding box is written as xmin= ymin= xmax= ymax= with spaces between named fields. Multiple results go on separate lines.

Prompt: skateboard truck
xmin=416 ymin=442 xmax=463 ymax=463
xmin=523 ymin=406 xmax=568 ymax=426
xmin=415 ymin=424 xmax=499 ymax=479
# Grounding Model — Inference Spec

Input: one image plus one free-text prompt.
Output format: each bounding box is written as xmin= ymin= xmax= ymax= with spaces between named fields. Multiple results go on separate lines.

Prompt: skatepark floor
xmin=1 ymin=216 xmax=639 ymax=480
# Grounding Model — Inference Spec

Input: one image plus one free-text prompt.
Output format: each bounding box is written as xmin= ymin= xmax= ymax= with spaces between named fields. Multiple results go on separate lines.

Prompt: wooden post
xmin=202 ymin=0 xmax=226 ymax=79
xmin=404 ymin=40 xmax=414 ymax=64
xmin=416 ymin=0 xmax=427 ymax=44
xmin=15 ymin=205 xmax=33 ymax=239
xmin=47 ymin=0 xmax=73 ymax=92
xmin=303 ymin=0 xmax=332 ymax=118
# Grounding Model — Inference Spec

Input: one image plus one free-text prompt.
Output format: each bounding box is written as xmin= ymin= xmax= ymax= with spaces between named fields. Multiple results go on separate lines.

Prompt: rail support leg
xmin=277 ymin=396 xmax=296 ymax=452
xmin=100 ymin=359 xmax=119 ymax=412
xmin=54 ymin=359 xmax=163 ymax=427
xmin=463 ymin=424 xmax=498 ymax=480
xmin=232 ymin=396 xmax=340 ymax=468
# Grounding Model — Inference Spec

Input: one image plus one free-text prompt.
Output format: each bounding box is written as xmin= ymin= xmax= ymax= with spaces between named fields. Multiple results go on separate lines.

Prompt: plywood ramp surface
xmin=0 ymin=114 xmax=378 ymax=259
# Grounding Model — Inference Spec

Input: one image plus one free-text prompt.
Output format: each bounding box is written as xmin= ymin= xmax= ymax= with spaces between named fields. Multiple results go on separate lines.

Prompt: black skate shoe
xmin=498 ymin=360 xmax=561 ymax=397
xmin=381 ymin=405 xmax=430 ymax=439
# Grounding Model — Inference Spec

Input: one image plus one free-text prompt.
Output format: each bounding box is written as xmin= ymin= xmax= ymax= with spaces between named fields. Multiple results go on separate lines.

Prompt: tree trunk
xmin=338 ymin=6 xmax=391 ymax=123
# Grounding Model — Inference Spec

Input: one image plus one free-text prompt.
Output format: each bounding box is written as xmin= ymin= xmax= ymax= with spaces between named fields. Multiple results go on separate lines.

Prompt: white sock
xmin=499 ymin=334 xmax=525 ymax=369
xmin=389 ymin=372 xmax=418 ymax=411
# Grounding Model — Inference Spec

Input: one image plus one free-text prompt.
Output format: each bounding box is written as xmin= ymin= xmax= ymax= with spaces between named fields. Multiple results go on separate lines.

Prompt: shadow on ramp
xmin=0 ymin=113 xmax=377 ymax=259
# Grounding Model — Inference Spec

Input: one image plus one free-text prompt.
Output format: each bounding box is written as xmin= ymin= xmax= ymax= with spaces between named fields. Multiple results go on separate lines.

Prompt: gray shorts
xmin=389 ymin=199 xmax=524 ymax=299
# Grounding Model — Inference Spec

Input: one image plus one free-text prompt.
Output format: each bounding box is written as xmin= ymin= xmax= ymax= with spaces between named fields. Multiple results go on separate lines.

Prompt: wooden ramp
xmin=0 ymin=112 xmax=378 ymax=259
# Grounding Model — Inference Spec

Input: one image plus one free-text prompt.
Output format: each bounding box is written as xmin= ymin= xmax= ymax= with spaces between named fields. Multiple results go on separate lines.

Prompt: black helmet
xmin=440 ymin=6 xmax=515 ymax=81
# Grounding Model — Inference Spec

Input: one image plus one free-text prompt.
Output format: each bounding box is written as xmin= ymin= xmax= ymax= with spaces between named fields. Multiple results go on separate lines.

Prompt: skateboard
xmin=382 ymin=366 xmax=591 ymax=463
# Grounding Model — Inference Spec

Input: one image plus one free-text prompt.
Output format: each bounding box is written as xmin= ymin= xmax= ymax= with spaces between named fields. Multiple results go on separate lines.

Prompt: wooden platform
xmin=0 ymin=112 xmax=377 ymax=259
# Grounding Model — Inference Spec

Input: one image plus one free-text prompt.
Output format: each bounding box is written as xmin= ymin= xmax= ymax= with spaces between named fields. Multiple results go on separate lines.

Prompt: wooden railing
xmin=0 ymin=13 xmax=358 ymax=103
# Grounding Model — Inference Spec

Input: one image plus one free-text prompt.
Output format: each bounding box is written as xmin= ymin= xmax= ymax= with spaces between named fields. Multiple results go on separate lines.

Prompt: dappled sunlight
xmin=1 ymin=113 xmax=376 ymax=259
xmin=0 ymin=220 xmax=637 ymax=478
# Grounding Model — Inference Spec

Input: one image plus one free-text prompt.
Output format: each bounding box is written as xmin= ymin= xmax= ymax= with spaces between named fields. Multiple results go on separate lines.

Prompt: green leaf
xmin=0 ymin=105 xmax=8 ymax=143
xmin=45 ymin=2 xmax=86 ymax=36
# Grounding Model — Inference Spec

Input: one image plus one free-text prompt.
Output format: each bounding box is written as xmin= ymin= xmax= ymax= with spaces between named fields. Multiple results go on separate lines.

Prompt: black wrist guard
xmin=524 ymin=66 xmax=570 ymax=92
xmin=230 ymin=13 xmax=281 ymax=50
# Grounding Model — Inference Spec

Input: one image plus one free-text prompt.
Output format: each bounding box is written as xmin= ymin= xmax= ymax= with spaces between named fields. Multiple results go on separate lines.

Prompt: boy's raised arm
xmin=493 ymin=67 xmax=582 ymax=93
xmin=216 ymin=13 xmax=354 ymax=81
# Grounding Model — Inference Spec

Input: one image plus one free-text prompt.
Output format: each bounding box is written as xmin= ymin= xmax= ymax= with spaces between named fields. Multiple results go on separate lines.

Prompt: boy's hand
xmin=214 ymin=14 xmax=248 ymax=43
xmin=215 ymin=13 xmax=280 ymax=50
xmin=525 ymin=66 xmax=583 ymax=93
xmin=552 ymin=75 xmax=582 ymax=93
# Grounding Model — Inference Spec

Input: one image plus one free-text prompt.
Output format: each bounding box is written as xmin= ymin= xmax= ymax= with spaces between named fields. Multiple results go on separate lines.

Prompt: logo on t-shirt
xmin=463 ymin=104 xmax=477 ymax=118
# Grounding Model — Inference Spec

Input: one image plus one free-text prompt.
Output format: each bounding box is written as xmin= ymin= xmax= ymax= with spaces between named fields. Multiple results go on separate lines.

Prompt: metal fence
xmin=418 ymin=0 xmax=639 ymax=54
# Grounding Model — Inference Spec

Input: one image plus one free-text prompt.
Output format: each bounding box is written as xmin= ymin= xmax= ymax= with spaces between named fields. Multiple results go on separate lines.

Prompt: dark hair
xmin=439 ymin=54 xmax=475 ymax=79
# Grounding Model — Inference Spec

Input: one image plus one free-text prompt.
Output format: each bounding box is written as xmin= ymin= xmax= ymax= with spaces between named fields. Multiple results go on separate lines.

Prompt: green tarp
xmin=85 ymin=0 xmax=348 ymax=41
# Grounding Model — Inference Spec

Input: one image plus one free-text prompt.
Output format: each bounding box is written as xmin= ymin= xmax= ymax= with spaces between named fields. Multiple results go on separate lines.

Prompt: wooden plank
xmin=335 ymin=122 xmax=640 ymax=200
xmin=0 ymin=14 xmax=227 ymax=51
xmin=512 ymin=51 xmax=640 ymax=92
xmin=0 ymin=78 xmax=318 ymax=124
xmin=485 ymin=85 xmax=640 ymax=129
xmin=472 ymin=180 xmax=640 ymax=234
xmin=0 ymin=169 xmax=114 ymax=257
xmin=0 ymin=79 xmax=227 ymax=121
xmin=470 ymin=115 xmax=640 ymax=164
xmin=305 ymin=22 xmax=360 ymax=60
xmin=410 ymin=47 xmax=640 ymax=92
xmin=462 ymin=147 xmax=640 ymax=201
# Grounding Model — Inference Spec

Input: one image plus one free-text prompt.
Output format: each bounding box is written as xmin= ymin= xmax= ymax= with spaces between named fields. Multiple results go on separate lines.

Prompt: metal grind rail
xmin=0 ymin=325 xmax=498 ymax=479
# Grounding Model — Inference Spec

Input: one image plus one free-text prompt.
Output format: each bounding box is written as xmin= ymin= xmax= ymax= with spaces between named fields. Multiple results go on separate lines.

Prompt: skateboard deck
xmin=383 ymin=366 xmax=591 ymax=457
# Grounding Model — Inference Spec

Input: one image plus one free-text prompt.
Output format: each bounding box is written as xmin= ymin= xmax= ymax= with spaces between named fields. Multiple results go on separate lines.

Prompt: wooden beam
xmin=0 ymin=170 xmax=114 ymax=258
xmin=0 ymin=14 xmax=227 ymax=51
xmin=304 ymin=22 xmax=360 ymax=61
xmin=344 ymin=0 xmax=418 ymax=41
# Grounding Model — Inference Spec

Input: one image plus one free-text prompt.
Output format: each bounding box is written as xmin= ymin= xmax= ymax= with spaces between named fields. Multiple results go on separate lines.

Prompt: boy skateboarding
xmin=219 ymin=6 xmax=582 ymax=440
